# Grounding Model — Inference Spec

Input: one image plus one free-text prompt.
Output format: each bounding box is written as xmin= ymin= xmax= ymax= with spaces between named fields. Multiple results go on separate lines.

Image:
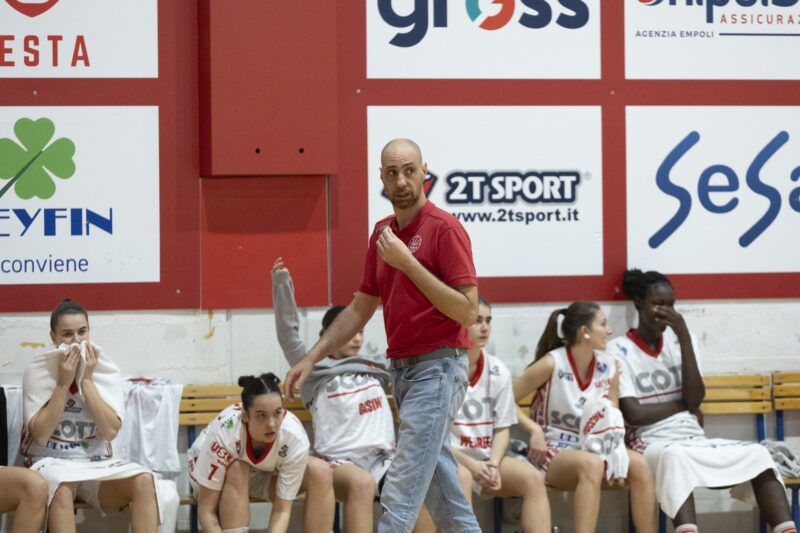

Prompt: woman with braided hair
xmin=187 ymin=373 xmax=334 ymax=533
xmin=609 ymin=269 xmax=796 ymax=533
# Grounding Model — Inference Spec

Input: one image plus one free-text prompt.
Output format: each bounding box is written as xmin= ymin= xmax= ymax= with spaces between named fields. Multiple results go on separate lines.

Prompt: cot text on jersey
xmin=378 ymin=0 xmax=590 ymax=47
xmin=634 ymin=365 xmax=682 ymax=395
xmin=650 ymin=131 xmax=800 ymax=249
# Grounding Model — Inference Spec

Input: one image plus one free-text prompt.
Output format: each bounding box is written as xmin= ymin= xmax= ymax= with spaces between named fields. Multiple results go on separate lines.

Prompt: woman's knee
xmin=627 ymin=452 xmax=652 ymax=485
xmin=51 ymin=483 xmax=75 ymax=509
xmin=305 ymin=457 xmax=333 ymax=487
xmin=224 ymin=460 xmax=251 ymax=491
xmin=577 ymin=453 xmax=605 ymax=485
xmin=25 ymin=473 xmax=49 ymax=504
xmin=131 ymin=473 xmax=156 ymax=499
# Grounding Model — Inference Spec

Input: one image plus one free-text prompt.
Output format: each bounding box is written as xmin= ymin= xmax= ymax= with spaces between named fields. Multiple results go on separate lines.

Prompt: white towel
xmin=640 ymin=412 xmax=783 ymax=518
xmin=114 ymin=380 xmax=183 ymax=473
xmin=579 ymin=397 xmax=629 ymax=481
xmin=30 ymin=456 xmax=163 ymax=523
xmin=23 ymin=342 xmax=124 ymax=426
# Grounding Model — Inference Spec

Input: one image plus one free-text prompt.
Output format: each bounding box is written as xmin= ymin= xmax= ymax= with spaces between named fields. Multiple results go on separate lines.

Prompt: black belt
xmin=389 ymin=348 xmax=466 ymax=369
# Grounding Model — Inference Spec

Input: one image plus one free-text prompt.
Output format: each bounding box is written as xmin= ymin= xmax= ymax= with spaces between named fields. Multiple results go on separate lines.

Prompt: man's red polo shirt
xmin=358 ymin=201 xmax=478 ymax=359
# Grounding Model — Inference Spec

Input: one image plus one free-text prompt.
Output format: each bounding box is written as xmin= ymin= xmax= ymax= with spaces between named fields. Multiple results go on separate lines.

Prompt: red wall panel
xmin=200 ymin=176 xmax=328 ymax=309
xmin=198 ymin=0 xmax=338 ymax=177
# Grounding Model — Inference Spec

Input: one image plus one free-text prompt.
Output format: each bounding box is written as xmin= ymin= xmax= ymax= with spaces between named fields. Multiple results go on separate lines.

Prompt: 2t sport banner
xmin=367 ymin=0 xmax=600 ymax=79
xmin=627 ymin=106 xmax=800 ymax=274
xmin=626 ymin=0 xmax=800 ymax=79
xmin=0 ymin=106 xmax=160 ymax=284
xmin=367 ymin=106 xmax=603 ymax=278
xmin=0 ymin=0 xmax=158 ymax=78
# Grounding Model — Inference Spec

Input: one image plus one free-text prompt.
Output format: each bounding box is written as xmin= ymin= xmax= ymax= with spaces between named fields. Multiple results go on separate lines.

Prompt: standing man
xmin=285 ymin=138 xmax=481 ymax=532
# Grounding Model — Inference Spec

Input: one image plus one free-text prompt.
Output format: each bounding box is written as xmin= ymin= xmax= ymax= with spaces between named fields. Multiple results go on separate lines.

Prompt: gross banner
xmin=367 ymin=0 xmax=600 ymax=79
xmin=626 ymin=0 xmax=800 ymax=79
xmin=367 ymin=106 xmax=603 ymax=278
xmin=0 ymin=106 xmax=160 ymax=284
xmin=627 ymin=106 xmax=800 ymax=274
xmin=0 ymin=0 xmax=158 ymax=78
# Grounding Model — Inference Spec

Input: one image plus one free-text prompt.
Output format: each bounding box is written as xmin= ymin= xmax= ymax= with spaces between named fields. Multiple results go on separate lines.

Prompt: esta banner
xmin=0 ymin=0 xmax=158 ymax=78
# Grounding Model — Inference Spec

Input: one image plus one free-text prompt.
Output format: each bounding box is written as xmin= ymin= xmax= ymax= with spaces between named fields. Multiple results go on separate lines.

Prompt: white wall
xmin=2 ymin=299 xmax=799 ymax=532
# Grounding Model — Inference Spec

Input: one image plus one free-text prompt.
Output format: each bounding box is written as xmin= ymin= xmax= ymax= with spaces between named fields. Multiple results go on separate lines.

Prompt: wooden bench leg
xmin=793 ymin=486 xmax=799 ymax=528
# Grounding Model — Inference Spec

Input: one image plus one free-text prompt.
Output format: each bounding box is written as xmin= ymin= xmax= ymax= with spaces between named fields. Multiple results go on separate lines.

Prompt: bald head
xmin=381 ymin=138 xmax=423 ymax=167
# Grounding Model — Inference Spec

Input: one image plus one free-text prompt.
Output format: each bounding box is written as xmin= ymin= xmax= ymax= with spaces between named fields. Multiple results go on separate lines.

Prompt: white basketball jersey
xmin=531 ymin=346 xmax=618 ymax=451
xmin=609 ymin=328 xmax=703 ymax=405
xmin=188 ymin=403 xmax=309 ymax=500
xmin=450 ymin=352 xmax=517 ymax=461
xmin=310 ymin=373 xmax=395 ymax=464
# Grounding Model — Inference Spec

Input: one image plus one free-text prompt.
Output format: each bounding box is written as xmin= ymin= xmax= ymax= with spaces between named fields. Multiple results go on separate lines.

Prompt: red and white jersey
xmin=450 ymin=352 xmax=517 ymax=461
xmin=311 ymin=372 xmax=395 ymax=464
xmin=188 ymin=403 xmax=309 ymax=501
xmin=21 ymin=388 xmax=112 ymax=464
xmin=608 ymin=328 xmax=703 ymax=405
xmin=531 ymin=346 xmax=618 ymax=451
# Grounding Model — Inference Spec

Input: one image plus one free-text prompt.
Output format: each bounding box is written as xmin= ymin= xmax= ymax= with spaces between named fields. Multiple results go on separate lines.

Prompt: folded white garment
xmin=579 ymin=397 xmax=629 ymax=480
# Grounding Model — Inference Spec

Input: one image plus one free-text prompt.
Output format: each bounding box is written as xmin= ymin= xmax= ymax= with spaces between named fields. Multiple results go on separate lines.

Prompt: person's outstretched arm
xmin=271 ymin=257 xmax=308 ymax=367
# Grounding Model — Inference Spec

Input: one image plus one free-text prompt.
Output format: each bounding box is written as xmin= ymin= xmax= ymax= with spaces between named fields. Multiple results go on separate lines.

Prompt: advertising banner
xmin=0 ymin=0 xmax=158 ymax=78
xmin=367 ymin=0 xmax=600 ymax=79
xmin=626 ymin=0 xmax=800 ymax=79
xmin=0 ymin=106 xmax=160 ymax=284
xmin=367 ymin=106 xmax=603 ymax=277
xmin=627 ymin=106 xmax=800 ymax=274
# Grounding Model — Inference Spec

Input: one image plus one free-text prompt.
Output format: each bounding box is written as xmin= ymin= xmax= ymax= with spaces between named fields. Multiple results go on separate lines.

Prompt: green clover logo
xmin=0 ymin=117 xmax=76 ymax=200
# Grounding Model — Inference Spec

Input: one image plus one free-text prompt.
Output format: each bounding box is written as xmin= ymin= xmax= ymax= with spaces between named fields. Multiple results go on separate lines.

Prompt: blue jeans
xmin=378 ymin=355 xmax=481 ymax=533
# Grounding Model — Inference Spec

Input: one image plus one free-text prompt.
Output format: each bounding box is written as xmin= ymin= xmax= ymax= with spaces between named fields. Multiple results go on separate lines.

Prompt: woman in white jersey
xmin=450 ymin=297 xmax=551 ymax=533
xmin=514 ymin=301 xmax=657 ymax=533
xmin=0 ymin=466 xmax=47 ymax=532
xmin=272 ymin=257 xmax=397 ymax=533
xmin=22 ymin=299 xmax=159 ymax=533
xmin=188 ymin=372 xmax=334 ymax=533
xmin=609 ymin=269 xmax=795 ymax=533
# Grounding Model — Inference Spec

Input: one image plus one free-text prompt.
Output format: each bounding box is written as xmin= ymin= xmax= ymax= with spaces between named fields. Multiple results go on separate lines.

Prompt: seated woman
xmin=609 ymin=269 xmax=796 ymax=533
xmin=188 ymin=373 xmax=334 ymax=533
xmin=0 ymin=466 xmax=48 ymax=533
xmin=21 ymin=299 xmax=159 ymax=533
xmin=272 ymin=257 xmax=395 ymax=533
xmin=513 ymin=301 xmax=657 ymax=533
xmin=449 ymin=297 xmax=551 ymax=533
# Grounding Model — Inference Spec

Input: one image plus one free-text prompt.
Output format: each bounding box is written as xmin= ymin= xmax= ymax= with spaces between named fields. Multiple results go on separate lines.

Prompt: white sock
xmin=773 ymin=521 xmax=798 ymax=533
xmin=675 ymin=525 xmax=698 ymax=533
xmin=222 ymin=528 xmax=249 ymax=533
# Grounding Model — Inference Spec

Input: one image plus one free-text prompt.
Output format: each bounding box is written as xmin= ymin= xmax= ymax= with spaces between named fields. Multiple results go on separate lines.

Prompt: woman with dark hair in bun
xmin=187 ymin=373 xmax=334 ymax=533
xmin=513 ymin=302 xmax=657 ymax=533
xmin=609 ymin=269 xmax=795 ymax=533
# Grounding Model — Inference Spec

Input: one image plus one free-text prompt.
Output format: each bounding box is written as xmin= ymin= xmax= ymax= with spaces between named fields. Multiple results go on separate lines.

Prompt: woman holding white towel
xmin=21 ymin=299 xmax=159 ymax=533
xmin=514 ymin=301 xmax=657 ymax=533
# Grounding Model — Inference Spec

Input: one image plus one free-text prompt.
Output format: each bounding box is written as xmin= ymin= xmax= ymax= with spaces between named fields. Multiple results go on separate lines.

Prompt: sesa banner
xmin=0 ymin=0 xmax=158 ymax=78
xmin=626 ymin=0 xmax=800 ymax=79
xmin=627 ymin=106 xmax=800 ymax=274
xmin=367 ymin=0 xmax=600 ymax=79
xmin=0 ymin=106 xmax=160 ymax=284
xmin=367 ymin=106 xmax=603 ymax=277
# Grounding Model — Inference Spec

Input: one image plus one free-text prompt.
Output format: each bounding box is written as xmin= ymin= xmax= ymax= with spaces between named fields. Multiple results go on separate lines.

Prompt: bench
xmin=773 ymin=371 xmax=800 ymax=527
